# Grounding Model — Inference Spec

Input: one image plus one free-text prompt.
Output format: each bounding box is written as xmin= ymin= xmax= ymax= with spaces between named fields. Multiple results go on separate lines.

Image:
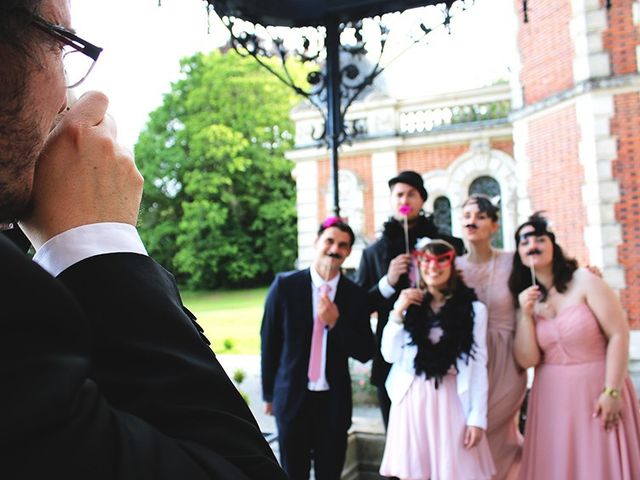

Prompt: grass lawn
xmin=182 ymin=287 xmax=268 ymax=355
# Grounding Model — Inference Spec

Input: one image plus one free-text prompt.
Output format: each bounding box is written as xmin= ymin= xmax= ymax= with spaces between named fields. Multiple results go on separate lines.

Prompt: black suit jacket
xmin=355 ymin=217 xmax=464 ymax=386
xmin=261 ymin=269 xmax=375 ymax=432
xmin=0 ymin=235 xmax=286 ymax=479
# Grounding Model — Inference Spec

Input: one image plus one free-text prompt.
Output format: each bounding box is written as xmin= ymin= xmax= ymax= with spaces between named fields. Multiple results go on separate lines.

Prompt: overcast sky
xmin=69 ymin=0 xmax=517 ymax=150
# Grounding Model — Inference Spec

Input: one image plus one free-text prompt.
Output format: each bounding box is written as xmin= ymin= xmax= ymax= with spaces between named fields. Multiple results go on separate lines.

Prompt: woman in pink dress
xmin=509 ymin=212 xmax=640 ymax=480
xmin=379 ymin=239 xmax=495 ymax=480
xmin=456 ymin=194 xmax=527 ymax=480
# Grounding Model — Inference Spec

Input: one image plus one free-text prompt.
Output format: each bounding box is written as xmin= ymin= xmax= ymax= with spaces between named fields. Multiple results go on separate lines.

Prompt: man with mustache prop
xmin=261 ymin=217 xmax=375 ymax=480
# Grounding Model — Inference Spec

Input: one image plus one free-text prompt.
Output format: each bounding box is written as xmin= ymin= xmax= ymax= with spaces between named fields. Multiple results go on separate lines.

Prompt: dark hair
xmin=0 ymin=1 xmax=42 ymax=56
xmin=417 ymin=239 xmax=459 ymax=294
xmin=0 ymin=1 xmax=43 ymax=111
xmin=508 ymin=212 xmax=578 ymax=306
xmin=462 ymin=193 xmax=499 ymax=222
xmin=317 ymin=217 xmax=355 ymax=247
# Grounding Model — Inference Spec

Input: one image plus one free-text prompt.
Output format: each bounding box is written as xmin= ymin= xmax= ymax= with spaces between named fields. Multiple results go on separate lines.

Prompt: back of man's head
xmin=1 ymin=1 xmax=43 ymax=56
xmin=1 ymin=1 xmax=42 ymax=101
xmin=0 ymin=0 xmax=44 ymax=222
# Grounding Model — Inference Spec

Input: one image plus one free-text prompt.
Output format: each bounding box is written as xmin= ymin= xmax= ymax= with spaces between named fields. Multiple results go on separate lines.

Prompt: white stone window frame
xmin=421 ymin=146 xmax=518 ymax=252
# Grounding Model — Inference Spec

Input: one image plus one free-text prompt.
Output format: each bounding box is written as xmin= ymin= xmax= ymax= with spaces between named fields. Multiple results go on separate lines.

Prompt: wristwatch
xmin=602 ymin=386 xmax=620 ymax=399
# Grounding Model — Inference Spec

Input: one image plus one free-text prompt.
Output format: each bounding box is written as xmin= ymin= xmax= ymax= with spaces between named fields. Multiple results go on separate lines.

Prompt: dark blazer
xmin=261 ymin=268 xmax=375 ymax=431
xmin=355 ymin=217 xmax=464 ymax=386
xmin=0 ymin=235 xmax=286 ymax=480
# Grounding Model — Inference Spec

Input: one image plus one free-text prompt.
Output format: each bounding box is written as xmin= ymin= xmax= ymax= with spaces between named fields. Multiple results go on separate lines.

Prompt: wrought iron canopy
xmin=200 ymin=0 xmax=470 ymax=217
xmin=161 ymin=0 xmax=616 ymax=218
xmin=207 ymin=0 xmax=457 ymax=27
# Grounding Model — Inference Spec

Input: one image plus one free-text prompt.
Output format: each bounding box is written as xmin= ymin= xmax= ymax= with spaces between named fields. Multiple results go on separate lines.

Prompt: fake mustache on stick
xmin=526 ymin=249 xmax=542 ymax=286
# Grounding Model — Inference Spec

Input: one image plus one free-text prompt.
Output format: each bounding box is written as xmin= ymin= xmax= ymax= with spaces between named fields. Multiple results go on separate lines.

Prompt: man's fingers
xmin=66 ymin=91 xmax=110 ymax=127
xmin=392 ymin=262 xmax=409 ymax=273
xmin=97 ymin=112 xmax=118 ymax=139
xmin=392 ymin=255 xmax=411 ymax=266
xmin=319 ymin=295 xmax=332 ymax=306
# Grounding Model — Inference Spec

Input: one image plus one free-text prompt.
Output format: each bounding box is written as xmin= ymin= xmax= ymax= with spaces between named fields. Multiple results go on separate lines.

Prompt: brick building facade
xmin=286 ymin=0 xmax=639 ymax=380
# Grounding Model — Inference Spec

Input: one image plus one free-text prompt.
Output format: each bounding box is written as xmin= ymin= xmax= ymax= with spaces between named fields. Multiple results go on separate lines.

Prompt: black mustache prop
xmin=527 ymin=249 xmax=542 ymax=256
xmin=464 ymin=223 xmax=478 ymax=230
xmin=327 ymin=253 xmax=342 ymax=259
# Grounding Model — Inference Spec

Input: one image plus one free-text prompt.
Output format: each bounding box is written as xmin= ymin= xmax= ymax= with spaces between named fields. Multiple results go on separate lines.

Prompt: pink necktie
xmin=308 ymin=283 xmax=331 ymax=382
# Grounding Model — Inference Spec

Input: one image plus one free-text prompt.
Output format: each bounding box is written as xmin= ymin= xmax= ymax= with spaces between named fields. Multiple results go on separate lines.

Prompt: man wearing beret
xmin=355 ymin=170 xmax=464 ymax=427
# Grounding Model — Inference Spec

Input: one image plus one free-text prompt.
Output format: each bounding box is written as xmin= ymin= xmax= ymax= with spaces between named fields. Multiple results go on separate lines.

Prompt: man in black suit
xmin=261 ymin=218 xmax=375 ymax=480
xmin=354 ymin=170 xmax=464 ymax=428
xmin=0 ymin=1 xmax=285 ymax=478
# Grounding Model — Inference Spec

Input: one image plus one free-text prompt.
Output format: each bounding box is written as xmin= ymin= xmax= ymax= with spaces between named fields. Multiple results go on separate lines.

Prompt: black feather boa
xmin=403 ymin=282 xmax=477 ymax=387
xmin=381 ymin=213 xmax=441 ymax=259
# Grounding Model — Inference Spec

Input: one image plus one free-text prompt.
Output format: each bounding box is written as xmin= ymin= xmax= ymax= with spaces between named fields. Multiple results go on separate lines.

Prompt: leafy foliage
xmin=135 ymin=51 xmax=300 ymax=288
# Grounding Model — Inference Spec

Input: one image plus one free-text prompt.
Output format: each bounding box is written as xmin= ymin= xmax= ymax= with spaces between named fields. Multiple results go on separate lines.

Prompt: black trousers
xmin=377 ymin=384 xmax=392 ymax=430
xmin=276 ymin=391 xmax=348 ymax=480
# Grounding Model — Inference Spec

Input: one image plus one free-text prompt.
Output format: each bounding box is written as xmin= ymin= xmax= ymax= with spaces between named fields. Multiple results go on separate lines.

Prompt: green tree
xmin=135 ymin=51 xmax=300 ymax=289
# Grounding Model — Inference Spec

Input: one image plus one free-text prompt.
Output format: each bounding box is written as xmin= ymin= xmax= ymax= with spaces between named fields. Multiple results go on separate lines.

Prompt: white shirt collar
xmin=310 ymin=265 xmax=340 ymax=291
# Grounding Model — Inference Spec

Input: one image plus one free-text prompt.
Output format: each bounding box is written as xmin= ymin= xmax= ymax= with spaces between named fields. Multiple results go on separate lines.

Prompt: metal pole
xmin=325 ymin=16 xmax=341 ymax=217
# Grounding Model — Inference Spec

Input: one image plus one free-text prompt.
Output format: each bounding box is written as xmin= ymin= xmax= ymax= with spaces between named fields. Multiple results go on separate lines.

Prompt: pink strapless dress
xmin=519 ymin=303 xmax=640 ymax=480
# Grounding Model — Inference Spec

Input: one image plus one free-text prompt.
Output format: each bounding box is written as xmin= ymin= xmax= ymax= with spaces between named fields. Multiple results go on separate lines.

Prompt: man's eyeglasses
xmin=31 ymin=16 xmax=103 ymax=88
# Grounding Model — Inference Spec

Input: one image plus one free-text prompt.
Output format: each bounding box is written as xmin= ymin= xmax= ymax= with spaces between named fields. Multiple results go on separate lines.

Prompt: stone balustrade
xmin=290 ymin=82 xmax=512 ymax=147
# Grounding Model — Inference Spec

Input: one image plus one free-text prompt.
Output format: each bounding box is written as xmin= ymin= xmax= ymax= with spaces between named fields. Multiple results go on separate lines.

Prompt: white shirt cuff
xmin=33 ymin=222 xmax=148 ymax=277
xmin=378 ymin=275 xmax=396 ymax=299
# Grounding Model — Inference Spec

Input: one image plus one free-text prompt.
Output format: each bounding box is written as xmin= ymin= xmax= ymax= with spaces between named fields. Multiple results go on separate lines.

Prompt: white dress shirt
xmin=33 ymin=222 xmax=147 ymax=277
xmin=307 ymin=266 xmax=340 ymax=391
xmin=377 ymin=275 xmax=396 ymax=298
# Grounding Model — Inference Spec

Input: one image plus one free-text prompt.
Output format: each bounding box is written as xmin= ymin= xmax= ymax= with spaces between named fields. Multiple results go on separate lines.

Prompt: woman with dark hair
xmin=509 ymin=213 xmax=640 ymax=479
xmin=379 ymin=239 xmax=495 ymax=480
xmin=456 ymin=194 xmax=526 ymax=480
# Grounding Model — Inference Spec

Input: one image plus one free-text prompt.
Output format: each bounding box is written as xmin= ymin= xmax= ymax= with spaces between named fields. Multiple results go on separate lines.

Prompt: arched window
xmin=469 ymin=176 xmax=503 ymax=248
xmin=433 ymin=196 xmax=452 ymax=236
